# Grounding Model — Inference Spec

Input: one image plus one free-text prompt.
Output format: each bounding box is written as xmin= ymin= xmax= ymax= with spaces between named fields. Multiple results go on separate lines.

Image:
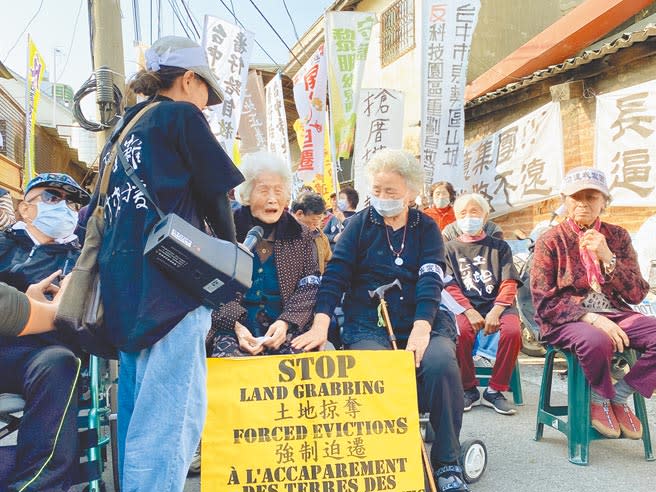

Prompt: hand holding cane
xmin=369 ymin=279 xmax=438 ymax=492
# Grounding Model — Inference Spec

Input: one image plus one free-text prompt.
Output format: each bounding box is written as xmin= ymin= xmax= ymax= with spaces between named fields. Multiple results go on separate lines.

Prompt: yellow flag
xmin=24 ymin=37 xmax=46 ymax=181
xmin=233 ymin=138 xmax=241 ymax=166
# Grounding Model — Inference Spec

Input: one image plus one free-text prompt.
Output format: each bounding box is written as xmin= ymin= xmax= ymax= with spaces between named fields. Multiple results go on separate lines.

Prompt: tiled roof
xmin=466 ymin=24 xmax=656 ymax=108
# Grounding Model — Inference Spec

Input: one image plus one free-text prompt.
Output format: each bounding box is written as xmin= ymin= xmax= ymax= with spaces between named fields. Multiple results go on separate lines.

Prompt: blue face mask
xmin=337 ymin=199 xmax=349 ymax=211
xmin=370 ymin=195 xmax=407 ymax=218
xmin=31 ymin=201 xmax=79 ymax=239
xmin=457 ymin=217 xmax=484 ymax=236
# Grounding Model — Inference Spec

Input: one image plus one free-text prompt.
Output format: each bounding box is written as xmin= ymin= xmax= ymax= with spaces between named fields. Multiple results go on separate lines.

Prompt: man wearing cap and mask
xmin=88 ymin=36 xmax=243 ymax=491
xmin=0 ymin=172 xmax=89 ymax=491
xmin=531 ymin=167 xmax=656 ymax=441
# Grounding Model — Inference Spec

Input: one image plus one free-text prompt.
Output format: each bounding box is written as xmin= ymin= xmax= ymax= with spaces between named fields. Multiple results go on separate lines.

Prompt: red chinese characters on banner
xmin=299 ymin=129 xmax=315 ymax=172
xmin=293 ymin=45 xmax=327 ymax=177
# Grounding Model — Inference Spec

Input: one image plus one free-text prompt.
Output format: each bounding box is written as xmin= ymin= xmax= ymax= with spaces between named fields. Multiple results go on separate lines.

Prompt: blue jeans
xmin=117 ymin=306 xmax=211 ymax=492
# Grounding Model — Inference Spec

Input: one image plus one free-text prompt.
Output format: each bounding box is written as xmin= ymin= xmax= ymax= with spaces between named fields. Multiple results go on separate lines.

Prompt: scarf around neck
xmin=567 ymin=217 xmax=603 ymax=293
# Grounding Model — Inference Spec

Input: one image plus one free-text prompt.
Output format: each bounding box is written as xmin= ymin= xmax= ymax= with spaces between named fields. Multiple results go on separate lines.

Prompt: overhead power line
xmin=282 ymin=0 xmax=303 ymax=49
xmin=57 ymin=0 xmax=85 ymax=80
xmin=248 ymin=0 xmax=302 ymax=66
xmin=3 ymin=0 xmax=45 ymax=62
xmin=179 ymin=0 xmax=201 ymax=39
xmin=167 ymin=0 xmax=194 ymax=38
xmin=217 ymin=0 xmax=282 ymax=68
xmin=228 ymin=0 xmax=238 ymax=24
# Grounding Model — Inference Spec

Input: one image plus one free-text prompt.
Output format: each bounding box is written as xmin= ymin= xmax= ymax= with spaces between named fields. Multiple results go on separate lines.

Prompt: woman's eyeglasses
xmin=28 ymin=188 xmax=81 ymax=211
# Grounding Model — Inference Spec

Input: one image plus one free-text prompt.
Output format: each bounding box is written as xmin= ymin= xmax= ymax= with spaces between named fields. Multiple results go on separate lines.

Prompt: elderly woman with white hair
xmin=442 ymin=193 xmax=522 ymax=417
xmin=293 ymin=149 xmax=469 ymax=492
xmin=206 ymin=151 xmax=320 ymax=357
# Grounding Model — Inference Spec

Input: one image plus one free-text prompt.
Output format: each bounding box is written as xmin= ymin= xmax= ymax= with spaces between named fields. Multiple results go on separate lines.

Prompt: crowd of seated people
xmin=2 ymin=164 xmax=655 ymax=492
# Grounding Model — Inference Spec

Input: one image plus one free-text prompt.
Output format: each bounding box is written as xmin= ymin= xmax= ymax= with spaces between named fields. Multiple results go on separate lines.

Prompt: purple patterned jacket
xmin=530 ymin=220 xmax=648 ymax=337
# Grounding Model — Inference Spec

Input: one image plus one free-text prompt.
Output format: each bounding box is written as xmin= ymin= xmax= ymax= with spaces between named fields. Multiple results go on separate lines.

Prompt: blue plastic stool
xmin=476 ymin=362 xmax=524 ymax=405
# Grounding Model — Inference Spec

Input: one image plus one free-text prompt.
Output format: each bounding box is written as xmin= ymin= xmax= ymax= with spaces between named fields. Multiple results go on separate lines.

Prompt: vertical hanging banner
xmin=202 ymin=15 xmax=254 ymax=154
xmin=24 ymin=37 xmax=46 ymax=181
xmin=239 ymin=70 xmax=268 ymax=155
xmin=421 ymin=0 xmax=481 ymax=186
xmin=325 ymin=11 xmax=376 ymax=181
xmin=293 ymin=44 xmax=328 ymax=189
xmin=352 ymin=89 xmax=405 ymax=206
xmin=595 ymin=80 xmax=656 ymax=206
xmin=201 ymin=351 xmax=424 ymax=491
xmin=266 ymin=73 xmax=291 ymax=168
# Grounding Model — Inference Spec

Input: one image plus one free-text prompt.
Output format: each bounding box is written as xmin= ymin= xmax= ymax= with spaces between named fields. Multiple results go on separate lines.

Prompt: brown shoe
xmin=611 ymin=402 xmax=643 ymax=439
xmin=590 ymin=401 xmax=620 ymax=438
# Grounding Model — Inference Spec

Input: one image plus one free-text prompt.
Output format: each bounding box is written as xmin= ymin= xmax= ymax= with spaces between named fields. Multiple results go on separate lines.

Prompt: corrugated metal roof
xmin=466 ymin=24 xmax=656 ymax=108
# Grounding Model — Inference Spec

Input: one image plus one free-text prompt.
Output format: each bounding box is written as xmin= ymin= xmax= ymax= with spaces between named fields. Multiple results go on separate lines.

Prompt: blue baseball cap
xmin=24 ymin=173 xmax=91 ymax=205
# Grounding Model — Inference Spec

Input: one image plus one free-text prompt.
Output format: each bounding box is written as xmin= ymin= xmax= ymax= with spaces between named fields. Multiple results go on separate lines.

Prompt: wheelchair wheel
xmin=459 ymin=439 xmax=487 ymax=484
xmin=83 ymin=481 xmax=107 ymax=492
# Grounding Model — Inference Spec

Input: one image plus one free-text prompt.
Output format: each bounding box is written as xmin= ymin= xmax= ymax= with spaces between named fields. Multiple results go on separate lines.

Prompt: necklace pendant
xmin=394 ymin=256 xmax=404 ymax=266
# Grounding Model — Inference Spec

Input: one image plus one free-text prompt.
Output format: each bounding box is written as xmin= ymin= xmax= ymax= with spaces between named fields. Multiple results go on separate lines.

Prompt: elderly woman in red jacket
xmin=531 ymin=167 xmax=656 ymax=440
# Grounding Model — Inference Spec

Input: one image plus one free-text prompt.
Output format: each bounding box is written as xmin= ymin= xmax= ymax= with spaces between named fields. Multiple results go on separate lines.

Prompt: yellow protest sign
xmin=203 ymin=351 xmax=424 ymax=492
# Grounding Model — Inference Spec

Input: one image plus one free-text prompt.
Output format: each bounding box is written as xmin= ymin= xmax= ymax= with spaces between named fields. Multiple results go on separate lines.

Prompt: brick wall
xmin=465 ymin=40 xmax=656 ymax=237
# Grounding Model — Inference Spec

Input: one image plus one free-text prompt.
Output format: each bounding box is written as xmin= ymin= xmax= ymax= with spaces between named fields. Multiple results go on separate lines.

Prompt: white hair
xmin=453 ymin=193 xmax=491 ymax=216
xmin=365 ymin=149 xmax=424 ymax=194
xmin=235 ymin=151 xmax=292 ymax=205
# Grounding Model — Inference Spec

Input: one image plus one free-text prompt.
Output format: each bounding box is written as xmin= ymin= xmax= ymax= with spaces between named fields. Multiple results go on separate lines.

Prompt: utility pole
xmin=52 ymin=48 xmax=57 ymax=128
xmin=89 ymin=0 xmax=126 ymax=155
xmin=52 ymin=47 xmax=63 ymax=129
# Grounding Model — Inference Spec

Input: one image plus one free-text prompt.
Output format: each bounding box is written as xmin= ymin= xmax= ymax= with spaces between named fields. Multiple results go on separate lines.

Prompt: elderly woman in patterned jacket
xmin=531 ymin=167 xmax=656 ymax=440
xmin=207 ymin=152 xmax=320 ymax=357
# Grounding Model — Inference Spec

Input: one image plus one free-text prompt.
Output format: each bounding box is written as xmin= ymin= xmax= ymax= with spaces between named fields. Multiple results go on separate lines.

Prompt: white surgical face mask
xmin=337 ymin=199 xmax=349 ymax=211
xmin=370 ymin=195 xmax=406 ymax=217
xmin=32 ymin=201 xmax=78 ymax=239
xmin=434 ymin=197 xmax=450 ymax=209
xmin=457 ymin=217 xmax=484 ymax=236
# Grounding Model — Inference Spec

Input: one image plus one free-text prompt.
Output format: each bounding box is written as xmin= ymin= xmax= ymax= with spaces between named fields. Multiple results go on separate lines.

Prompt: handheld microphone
xmin=242 ymin=226 xmax=264 ymax=252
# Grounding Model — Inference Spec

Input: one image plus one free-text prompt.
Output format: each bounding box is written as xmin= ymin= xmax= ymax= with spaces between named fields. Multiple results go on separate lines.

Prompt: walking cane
xmin=369 ymin=279 xmax=438 ymax=492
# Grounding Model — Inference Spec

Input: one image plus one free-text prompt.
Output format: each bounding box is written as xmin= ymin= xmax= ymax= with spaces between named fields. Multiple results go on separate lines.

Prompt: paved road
xmin=102 ymin=355 xmax=655 ymax=492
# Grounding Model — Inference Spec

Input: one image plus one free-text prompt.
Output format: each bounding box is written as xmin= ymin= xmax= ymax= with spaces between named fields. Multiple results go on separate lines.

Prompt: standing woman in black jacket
xmin=293 ymin=149 xmax=468 ymax=492
xmin=94 ymin=36 xmax=243 ymax=491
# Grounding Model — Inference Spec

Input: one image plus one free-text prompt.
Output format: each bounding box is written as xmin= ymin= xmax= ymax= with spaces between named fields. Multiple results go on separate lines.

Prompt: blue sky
xmin=1 ymin=0 xmax=333 ymax=91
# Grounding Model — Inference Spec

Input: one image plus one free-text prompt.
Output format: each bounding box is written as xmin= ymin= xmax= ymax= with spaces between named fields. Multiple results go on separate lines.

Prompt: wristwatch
xmin=603 ymin=253 xmax=617 ymax=275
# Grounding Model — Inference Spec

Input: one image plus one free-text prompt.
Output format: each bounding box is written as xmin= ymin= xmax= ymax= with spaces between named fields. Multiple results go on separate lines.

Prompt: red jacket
xmin=423 ymin=205 xmax=456 ymax=232
xmin=530 ymin=220 xmax=648 ymax=337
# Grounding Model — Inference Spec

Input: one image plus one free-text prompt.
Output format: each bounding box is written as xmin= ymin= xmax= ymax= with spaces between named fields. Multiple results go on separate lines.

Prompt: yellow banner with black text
xmin=202 ymin=351 xmax=424 ymax=492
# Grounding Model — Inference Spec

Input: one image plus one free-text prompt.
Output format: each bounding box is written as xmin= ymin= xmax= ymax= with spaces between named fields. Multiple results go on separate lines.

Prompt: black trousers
xmin=348 ymin=332 xmax=464 ymax=466
xmin=0 ymin=338 xmax=80 ymax=492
